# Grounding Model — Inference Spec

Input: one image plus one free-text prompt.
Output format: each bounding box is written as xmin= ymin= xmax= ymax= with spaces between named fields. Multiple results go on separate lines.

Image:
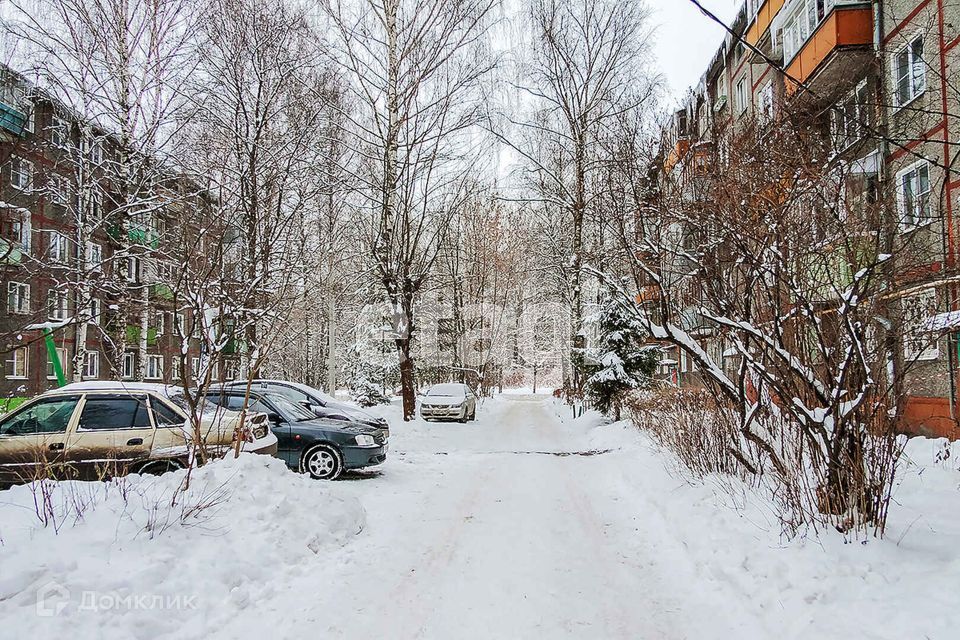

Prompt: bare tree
xmin=325 ymin=0 xmax=498 ymax=420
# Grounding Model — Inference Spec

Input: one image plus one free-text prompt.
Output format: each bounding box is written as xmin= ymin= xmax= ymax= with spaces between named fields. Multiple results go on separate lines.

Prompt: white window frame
xmin=86 ymin=242 xmax=103 ymax=272
xmin=6 ymin=346 xmax=28 ymax=379
xmin=10 ymin=157 xmax=32 ymax=191
xmin=88 ymin=137 xmax=103 ymax=166
xmin=735 ymin=77 xmax=748 ymax=115
xmin=903 ymin=288 xmax=940 ymax=361
xmin=50 ymin=114 xmax=69 ymax=148
xmin=897 ymin=160 xmax=932 ymax=231
xmin=892 ymin=33 xmax=926 ymax=109
xmin=170 ymin=357 xmax=181 ymax=382
xmin=145 ymin=354 xmax=163 ymax=380
xmin=7 ymin=281 xmax=30 ymax=314
xmin=47 ymin=288 xmax=68 ymax=321
xmin=155 ymin=310 xmax=166 ymax=336
xmin=122 ymin=352 xmax=136 ymax=379
xmin=48 ymin=174 xmax=70 ymax=207
xmin=9 ymin=213 xmax=31 ymax=254
xmin=46 ymin=347 xmax=68 ymax=380
xmin=83 ymin=351 xmax=100 ymax=379
xmin=23 ymin=101 xmax=35 ymax=134
xmin=758 ymin=81 xmax=774 ymax=121
xmin=49 ymin=231 xmax=70 ymax=263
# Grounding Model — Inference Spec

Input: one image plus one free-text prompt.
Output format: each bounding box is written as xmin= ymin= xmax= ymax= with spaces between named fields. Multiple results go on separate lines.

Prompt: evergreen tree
xmin=583 ymin=293 xmax=659 ymax=420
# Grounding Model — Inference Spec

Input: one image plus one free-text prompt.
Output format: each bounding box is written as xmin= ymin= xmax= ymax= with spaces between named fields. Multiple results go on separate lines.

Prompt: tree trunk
xmin=396 ymin=336 xmax=416 ymax=420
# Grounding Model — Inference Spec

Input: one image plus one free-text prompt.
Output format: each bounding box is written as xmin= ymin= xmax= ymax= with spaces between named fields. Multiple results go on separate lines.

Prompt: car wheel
xmin=301 ymin=444 xmax=344 ymax=480
xmin=138 ymin=459 xmax=183 ymax=476
xmin=470 ymin=408 xmax=477 ymax=421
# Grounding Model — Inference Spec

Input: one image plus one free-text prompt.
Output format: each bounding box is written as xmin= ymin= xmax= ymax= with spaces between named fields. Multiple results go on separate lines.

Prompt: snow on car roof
xmin=428 ymin=383 xmax=467 ymax=395
xmin=55 ymin=381 xmax=184 ymax=397
xmin=223 ymin=379 xmax=337 ymax=404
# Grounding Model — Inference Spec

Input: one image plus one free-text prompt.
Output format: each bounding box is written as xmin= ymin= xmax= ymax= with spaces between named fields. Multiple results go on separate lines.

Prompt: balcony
xmin=0 ymin=102 xmax=27 ymax=136
xmin=784 ymin=3 xmax=874 ymax=98
xmin=664 ymin=138 xmax=690 ymax=174
xmin=745 ymin=0 xmax=787 ymax=48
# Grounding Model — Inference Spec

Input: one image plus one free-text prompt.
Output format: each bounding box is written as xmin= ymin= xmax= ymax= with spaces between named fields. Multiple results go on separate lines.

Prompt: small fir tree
xmin=584 ymin=293 xmax=659 ymax=420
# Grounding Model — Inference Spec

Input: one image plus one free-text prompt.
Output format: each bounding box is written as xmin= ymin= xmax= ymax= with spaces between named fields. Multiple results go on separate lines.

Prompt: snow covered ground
xmin=0 ymin=393 xmax=957 ymax=639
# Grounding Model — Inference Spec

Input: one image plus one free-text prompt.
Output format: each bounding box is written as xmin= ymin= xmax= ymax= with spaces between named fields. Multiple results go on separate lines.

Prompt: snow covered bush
xmin=629 ymin=389 xmax=747 ymax=480
xmin=580 ymin=292 xmax=659 ymax=420
xmin=350 ymin=375 xmax=390 ymax=407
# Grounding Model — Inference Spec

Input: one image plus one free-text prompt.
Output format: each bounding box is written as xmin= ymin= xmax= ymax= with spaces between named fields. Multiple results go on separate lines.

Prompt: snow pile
xmin=574 ymin=411 xmax=960 ymax=638
xmin=0 ymin=454 xmax=364 ymax=639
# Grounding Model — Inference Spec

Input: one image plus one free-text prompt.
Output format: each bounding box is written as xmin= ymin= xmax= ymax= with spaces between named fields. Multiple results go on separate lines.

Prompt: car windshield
xmin=428 ymin=384 xmax=464 ymax=396
xmin=266 ymin=394 xmax=316 ymax=422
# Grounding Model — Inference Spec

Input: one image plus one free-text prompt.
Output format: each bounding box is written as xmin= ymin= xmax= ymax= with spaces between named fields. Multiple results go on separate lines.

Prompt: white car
xmin=420 ymin=383 xmax=477 ymax=423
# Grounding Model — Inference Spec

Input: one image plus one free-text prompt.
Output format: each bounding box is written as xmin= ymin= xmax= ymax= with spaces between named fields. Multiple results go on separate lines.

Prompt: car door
xmin=148 ymin=396 xmax=191 ymax=460
xmin=66 ymin=393 xmax=156 ymax=479
xmin=0 ymin=395 xmax=81 ymax=482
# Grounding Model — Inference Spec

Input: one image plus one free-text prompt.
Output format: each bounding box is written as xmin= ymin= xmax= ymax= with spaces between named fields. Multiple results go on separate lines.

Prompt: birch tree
xmin=325 ymin=0 xmax=498 ymax=420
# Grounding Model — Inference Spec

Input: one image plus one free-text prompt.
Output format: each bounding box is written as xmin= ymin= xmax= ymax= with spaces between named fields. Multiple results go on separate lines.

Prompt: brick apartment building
xmin=1 ymin=66 xmax=238 ymax=403
xmin=655 ymin=0 xmax=960 ymax=438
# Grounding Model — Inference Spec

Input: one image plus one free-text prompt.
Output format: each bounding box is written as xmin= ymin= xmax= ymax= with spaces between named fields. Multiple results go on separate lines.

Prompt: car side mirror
xmin=309 ymin=404 xmax=324 ymax=414
xmin=267 ymin=413 xmax=283 ymax=425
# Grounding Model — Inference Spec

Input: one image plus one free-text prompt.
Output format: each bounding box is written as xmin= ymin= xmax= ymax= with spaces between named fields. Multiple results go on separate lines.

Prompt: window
xmin=47 ymin=288 xmax=68 ymax=321
xmin=49 ymin=232 xmax=70 ymax=263
xmin=170 ymin=357 xmax=180 ymax=382
xmin=124 ymin=256 xmax=140 ymax=282
xmin=83 ymin=351 xmax=100 ymax=379
xmin=77 ymin=395 xmax=152 ymax=431
xmin=894 ymin=35 xmax=925 ymax=107
xmin=24 ymin=101 xmax=34 ymax=134
xmin=831 ymin=79 xmax=870 ymax=150
xmin=155 ymin=310 xmax=166 ymax=335
xmin=87 ymin=137 xmax=103 ymax=166
xmin=145 ymin=354 xmax=163 ymax=380
xmin=6 ymin=214 xmax=30 ymax=253
xmin=758 ymin=81 xmax=774 ymax=122
xmin=191 ymin=357 xmax=200 ymax=379
xmin=903 ymin=288 xmax=940 ymax=361
xmin=151 ymin=399 xmax=184 ymax=427
xmin=735 ymin=77 xmax=748 ymax=114
xmin=782 ymin=0 xmax=826 ymax=63
xmin=49 ymin=114 xmax=69 ymax=147
xmin=46 ymin=347 xmax=68 ymax=380
xmin=174 ymin=312 xmax=185 ymax=336
xmin=0 ymin=396 xmax=80 ymax=436
xmin=122 ymin=352 xmax=136 ymax=379
xmin=898 ymin=161 xmax=932 ymax=229
xmin=5 ymin=346 xmax=28 ymax=379
xmin=48 ymin=174 xmax=70 ymax=206
xmin=86 ymin=242 xmax=102 ymax=271
xmin=88 ymin=298 xmax=102 ymax=324
xmin=7 ymin=282 xmax=30 ymax=314
xmin=10 ymin=157 xmax=32 ymax=191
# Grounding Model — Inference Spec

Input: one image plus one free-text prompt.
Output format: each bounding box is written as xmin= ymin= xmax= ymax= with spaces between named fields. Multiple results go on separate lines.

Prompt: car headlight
xmin=355 ymin=434 xmax=376 ymax=447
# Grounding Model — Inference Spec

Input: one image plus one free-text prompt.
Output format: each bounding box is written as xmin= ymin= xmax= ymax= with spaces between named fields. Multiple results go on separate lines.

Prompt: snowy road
xmin=219 ymin=394 xmax=761 ymax=639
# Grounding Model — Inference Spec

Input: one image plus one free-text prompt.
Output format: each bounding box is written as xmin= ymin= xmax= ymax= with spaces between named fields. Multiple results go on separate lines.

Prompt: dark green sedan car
xmin=204 ymin=389 xmax=387 ymax=480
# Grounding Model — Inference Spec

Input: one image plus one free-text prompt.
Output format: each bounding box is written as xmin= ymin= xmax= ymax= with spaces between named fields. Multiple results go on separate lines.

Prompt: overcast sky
xmin=648 ymin=0 xmax=741 ymax=105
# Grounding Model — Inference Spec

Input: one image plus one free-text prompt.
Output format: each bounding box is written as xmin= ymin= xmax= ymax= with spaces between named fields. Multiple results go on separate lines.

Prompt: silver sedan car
xmin=419 ymin=383 xmax=477 ymax=422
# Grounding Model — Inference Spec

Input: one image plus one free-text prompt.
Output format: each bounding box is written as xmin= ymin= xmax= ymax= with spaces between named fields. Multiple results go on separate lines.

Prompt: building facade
xmin=658 ymin=0 xmax=960 ymax=438
xmin=1 ymin=66 xmax=237 ymax=403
